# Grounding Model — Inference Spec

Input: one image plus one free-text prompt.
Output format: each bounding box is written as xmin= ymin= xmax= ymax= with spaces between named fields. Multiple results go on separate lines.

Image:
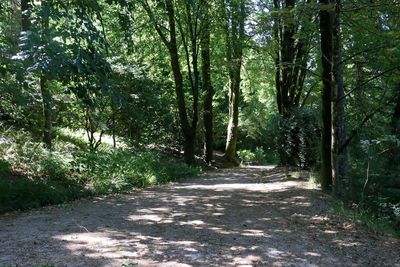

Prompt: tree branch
xmin=140 ymin=0 xmax=171 ymax=49
xmin=339 ymin=65 xmax=400 ymax=102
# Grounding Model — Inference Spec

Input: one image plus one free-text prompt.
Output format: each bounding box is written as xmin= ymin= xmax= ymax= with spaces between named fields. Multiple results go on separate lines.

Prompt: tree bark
xmin=224 ymin=0 xmax=246 ymax=165
xmin=21 ymin=0 xmax=53 ymax=148
xmin=273 ymin=0 xmax=313 ymax=166
xmin=391 ymin=84 xmax=400 ymax=135
xmin=319 ymin=0 xmax=334 ymax=191
xmin=225 ymin=65 xmax=241 ymax=165
xmin=40 ymin=76 xmax=52 ymax=148
xmin=332 ymin=0 xmax=347 ymax=197
xmin=21 ymin=0 xmax=32 ymax=31
xmin=201 ymin=0 xmax=214 ymax=164
xmin=319 ymin=0 xmax=346 ymax=193
xmin=167 ymin=1 xmax=196 ymax=164
xmin=273 ymin=0 xmax=312 ymax=117
xmin=40 ymin=2 xmax=53 ymax=149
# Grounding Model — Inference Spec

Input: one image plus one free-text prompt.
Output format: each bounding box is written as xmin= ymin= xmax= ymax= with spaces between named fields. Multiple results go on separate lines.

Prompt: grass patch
xmin=307 ymin=172 xmax=321 ymax=189
xmin=0 ymin=177 xmax=90 ymax=214
xmin=0 ymin=128 xmax=200 ymax=214
xmin=331 ymin=203 xmax=400 ymax=238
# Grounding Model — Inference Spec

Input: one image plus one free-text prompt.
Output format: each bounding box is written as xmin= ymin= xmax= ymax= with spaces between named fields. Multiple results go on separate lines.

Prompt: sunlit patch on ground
xmin=0 ymin=167 xmax=399 ymax=266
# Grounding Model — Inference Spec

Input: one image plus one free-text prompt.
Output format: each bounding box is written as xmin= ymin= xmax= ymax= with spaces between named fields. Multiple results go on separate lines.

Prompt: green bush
xmin=332 ymin=202 xmax=400 ymax=236
xmin=0 ymin=158 xmax=11 ymax=177
xmin=238 ymin=147 xmax=268 ymax=165
xmin=270 ymin=108 xmax=320 ymax=169
xmin=0 ymin=128 xmax=200 ymax=213
xmin=0 ymin=178 xmax=90 ymax=213
xmin=78 ymin=148 xmax=199 ymax=193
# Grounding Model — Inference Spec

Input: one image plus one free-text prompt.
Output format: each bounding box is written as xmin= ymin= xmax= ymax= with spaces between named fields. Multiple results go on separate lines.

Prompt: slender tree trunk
xmin=40 ymin=3 xmax=52 ymax=149
xmin=20 ymin=0 xmax=32 ymax=95
xmin=201 ymin=0 xmax=214 ymax=164
xmin=387 ymin=84 xmax=400 ymax=175
xmin=166 ymin=0 xmax=197 ymax=164
xmin=224 ymin=0 xmax=245 ymax=165
xmin=225 ymin=67 xmax=241 ymax=165
xmin=320 ymin=0 xmax=346 ymax=193
xmin=332 ymin=0 xmax=347 ymax=197
xmin=273 ymin=0 xmax=313 ymax=166
xmin=21 ymin=0 xmax=32 ymax=31
xmin=142 ymin=0 xmax=199 ymax=164
xmin=273 ymin=0 xmax=311 ymax=116
xmin=40 ymin=76 xmax=52 ymax=148
xmin=391 ymin=84 xmax=400 ymax=135
xmin=111 ymin=98 xmax=117 ymax=148
xmin=170 ymin=37 xmax=195 ymax=165
xmin=319 ymin=0 xmax=334 ymax=191
xmin=273 ymin=0 xmax=283 ymax=114
xmin=21 ymin=0 xmax=52 ymax=148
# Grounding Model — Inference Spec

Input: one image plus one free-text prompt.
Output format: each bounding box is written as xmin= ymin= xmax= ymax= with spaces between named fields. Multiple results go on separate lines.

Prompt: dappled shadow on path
xmin=0 ymin=166 xmax=399 ymax=266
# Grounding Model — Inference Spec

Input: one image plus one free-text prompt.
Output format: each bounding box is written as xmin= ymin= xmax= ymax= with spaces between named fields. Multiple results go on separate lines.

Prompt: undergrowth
xmin=307 ymin=172 xmax=400 ymax=237
xmin=237 ymin=147 xmax=273 ymax=165
xmin=331 ymin=202 xmax=400 ymax=238
xmin=0 ymin=127 xmax=200 ymax=214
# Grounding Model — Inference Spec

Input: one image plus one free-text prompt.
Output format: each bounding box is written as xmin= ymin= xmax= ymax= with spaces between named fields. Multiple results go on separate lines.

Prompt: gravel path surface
xmin=0 ymin=166 xmax=399 ymax=267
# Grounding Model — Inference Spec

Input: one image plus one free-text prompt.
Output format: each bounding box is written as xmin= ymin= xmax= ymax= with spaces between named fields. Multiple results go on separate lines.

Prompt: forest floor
xmin=0 ymin=166 xmax=399 ymax=267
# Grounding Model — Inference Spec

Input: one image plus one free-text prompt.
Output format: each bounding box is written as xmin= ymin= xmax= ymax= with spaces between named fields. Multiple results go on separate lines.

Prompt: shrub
xmin=238 ymin=147 xmax=267 ymax=165
xmin=271 ymin=108 xmax=320 ymax=169
xmin=0 ymin=128 xmax=200 ymax=213
xmin=0 ymin=158 xmax=11 ymax=177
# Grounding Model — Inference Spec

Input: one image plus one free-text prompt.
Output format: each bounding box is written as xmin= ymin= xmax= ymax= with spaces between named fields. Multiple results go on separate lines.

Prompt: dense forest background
xmin=0 ymin=0 xmax=399 ymax=228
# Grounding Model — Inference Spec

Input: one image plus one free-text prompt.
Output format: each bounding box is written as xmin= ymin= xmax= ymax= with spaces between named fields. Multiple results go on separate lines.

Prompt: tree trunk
xmin=320 ymin=0 xmax=346 ymax=193
xmin=141 ymin=0 xmax=202 ymax=164
xmin=273 ymin=0 xmax=313 ymax=166
xmin=225 ymin=68 xmax=241 ymax=165
xmin=332 ymin=0 xmax=347 ymax=197
xmin=387 ymin=84 xmax=400 ymax=173
xmin=319 ymin=0 xmax=334 ymax=191
xmin=273 ymin=0 xmax=312 ymax=116
xmin=165 ymin=0 xmax=197 ymax=164
xmin=21 ymin=0 xmax=32 ymax=31
xmin=21 ymin=0 xmax=53 ymax=148
xmin=224 ymin=0 xmax=245 ymax=166
xmin=40 ymin=76 xmax=52 ymax=148
xmin=391 ymin=84 xmax=400 ymax=135
xmin=201 ymin=0 xmax=214 ymax=164
xmin=41 ymin=3 xmax=53 ymax=149
xmin=184 ymin=131 xmax=196 ymax=165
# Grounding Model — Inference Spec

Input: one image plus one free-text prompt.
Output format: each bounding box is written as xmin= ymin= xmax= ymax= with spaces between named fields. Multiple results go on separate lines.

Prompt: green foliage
xmin=0 ymin=158 xmax=11 ymax=177
xmin=269 ymin=108 xmax=320 ymax=169
xmin=307 ymin=172 xmax=321 ymax=188
xmin=0 ymin=129 xmax=200 ymax=213
xmin=0 ymin=177 xmax=89 ymax=213
xmin=111 ymin=71 xmax=180 ymax=145
xmin=238 ymin=147 xmax=268 ymax=165
xmin=332 ymin=202 xmax=400 ymax=237
xmin=75 ymin=147 xmax=199 ymax=193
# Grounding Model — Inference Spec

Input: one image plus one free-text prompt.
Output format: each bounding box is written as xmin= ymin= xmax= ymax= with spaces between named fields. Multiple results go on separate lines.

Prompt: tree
xmin=331 ymin=0 xmax=347 ymax=197
xmin=223 ymin=0 xmax=247 ymax=165
xmin=319 ymin=0 xmax=346 ymax=194
xmin=21 ymin=0 xmax=53 ymax=148
xmin=270 ymin=0 xmax=318 ymax=166
xmin=200 ymin=0 xmax=214 ymax=164
xmin=141 ymin=0 xmax=201 ymax=164
xmin=273 ymin=0 xmax=314 ymax=116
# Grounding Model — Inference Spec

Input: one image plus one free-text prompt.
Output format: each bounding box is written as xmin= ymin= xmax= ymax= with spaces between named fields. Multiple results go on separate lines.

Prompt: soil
xmin=0 ymin=166 xmax=399 ymax=267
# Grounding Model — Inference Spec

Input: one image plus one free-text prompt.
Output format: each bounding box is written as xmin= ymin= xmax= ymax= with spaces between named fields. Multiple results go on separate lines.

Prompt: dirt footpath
xmin=0 ymin=167 xmax=399 ymax=267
